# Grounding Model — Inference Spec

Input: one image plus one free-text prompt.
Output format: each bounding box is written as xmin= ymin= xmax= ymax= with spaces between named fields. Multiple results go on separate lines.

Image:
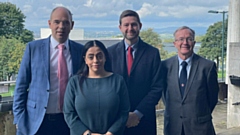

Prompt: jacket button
xmin=44 ymin=107 xmax=47 ymax=109
xmin=47 ymin=90 xmax=50 ymax=92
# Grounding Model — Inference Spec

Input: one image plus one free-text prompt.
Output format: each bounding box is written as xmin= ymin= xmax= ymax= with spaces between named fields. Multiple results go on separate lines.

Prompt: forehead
xmin=50 ymin=8 xmax=71 ymax=21
xmin=121 ymin=16 xmax=139 ymax=24
xmin=86 ymin=46 xmax=104 ymax=54
xmin=175 ymin=29 xmax=193 ymax=37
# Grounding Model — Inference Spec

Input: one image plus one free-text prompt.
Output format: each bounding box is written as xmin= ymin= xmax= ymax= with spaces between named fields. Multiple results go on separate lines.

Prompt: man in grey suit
xmin=13 ymin=7 xmax=83 ymax=135
xmin=162 ymin=26 xmax=219 ymax=135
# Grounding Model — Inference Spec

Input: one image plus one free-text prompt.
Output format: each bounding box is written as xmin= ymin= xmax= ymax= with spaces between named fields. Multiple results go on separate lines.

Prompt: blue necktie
xmin=179 ymin=61 xmax=188 ymax=97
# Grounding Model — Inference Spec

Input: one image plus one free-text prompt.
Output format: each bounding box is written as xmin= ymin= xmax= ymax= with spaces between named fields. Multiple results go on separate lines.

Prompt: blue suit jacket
xmin=13 ymin=37 xmax=83 ymax=135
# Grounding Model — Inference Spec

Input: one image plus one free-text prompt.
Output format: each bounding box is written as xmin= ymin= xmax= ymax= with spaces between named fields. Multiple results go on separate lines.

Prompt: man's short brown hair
xmin=119 ymin=10 xmax=141 ymax=25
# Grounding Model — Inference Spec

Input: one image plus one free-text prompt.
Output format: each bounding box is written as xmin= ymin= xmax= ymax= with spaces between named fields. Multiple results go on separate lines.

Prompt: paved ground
xmin=156 ymin=101 xmax=240 ymax=135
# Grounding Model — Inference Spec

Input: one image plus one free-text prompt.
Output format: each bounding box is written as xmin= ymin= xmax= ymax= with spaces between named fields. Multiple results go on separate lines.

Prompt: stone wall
xmin=0 ymin=111 xmax=16 ymax=135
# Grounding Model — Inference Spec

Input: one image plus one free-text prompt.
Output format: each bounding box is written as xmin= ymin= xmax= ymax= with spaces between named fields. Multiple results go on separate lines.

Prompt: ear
xmin=48 ymin=20 xmax=51 ymax=28
xmin=71 ymin=21 xmax=74 ymax=30
xmin=139 ymin=22 xmax=142 ymax=30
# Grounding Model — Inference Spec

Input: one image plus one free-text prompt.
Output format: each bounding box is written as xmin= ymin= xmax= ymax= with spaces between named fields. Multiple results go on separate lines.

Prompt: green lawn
xmin=0 ymin=85 xmax=15 ymax=97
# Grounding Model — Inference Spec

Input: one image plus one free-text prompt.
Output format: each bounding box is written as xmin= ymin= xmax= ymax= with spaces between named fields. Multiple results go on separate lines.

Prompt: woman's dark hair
xmin=78 ymin=40 xmax=112 ymax=89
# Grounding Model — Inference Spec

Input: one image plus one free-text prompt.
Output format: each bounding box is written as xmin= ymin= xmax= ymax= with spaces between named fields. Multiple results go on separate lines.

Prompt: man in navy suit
xmin=13 ymin=7 xmax=83 ymax=135
xmin=107 ymin=10 xmax=163 ymax=135
xmin=162 ymin=26 xmax=219 ymax=135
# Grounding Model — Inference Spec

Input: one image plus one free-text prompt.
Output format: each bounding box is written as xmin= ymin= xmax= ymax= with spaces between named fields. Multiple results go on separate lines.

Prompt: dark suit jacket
xmin=13 ymin=37 xmax=83 ymax=135
xmin=162 ymin=54 xmax=219 ymax=135
xmin=107 ymin=38 xmax=163 ymax=135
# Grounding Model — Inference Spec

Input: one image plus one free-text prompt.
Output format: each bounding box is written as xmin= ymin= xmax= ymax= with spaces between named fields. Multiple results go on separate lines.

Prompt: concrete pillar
xmin=226 ymin=0 xmax=240 ymax=128
xmin=0 ymin=111 xmax=16 ymax=135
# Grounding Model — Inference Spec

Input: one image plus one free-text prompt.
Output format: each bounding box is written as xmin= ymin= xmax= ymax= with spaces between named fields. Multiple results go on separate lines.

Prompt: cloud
xmin=2 ymin=0 xmax=228 ymax=34
xmin=84 ymin=0 xmax=94 ymax=7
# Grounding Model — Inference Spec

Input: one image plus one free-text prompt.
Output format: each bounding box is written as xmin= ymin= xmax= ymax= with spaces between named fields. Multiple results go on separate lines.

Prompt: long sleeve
xmin=108 ymin=78 xmax=130 ymax=135
xmin=207 ymin=62 xmax=219 ymax=112
xmin=136 ymin=50 xmax=163 ymax=115
xmin=13 ymin=43 xmax=31 ymax=124
xmin=63 ymin=77 xmax=88 ymax=135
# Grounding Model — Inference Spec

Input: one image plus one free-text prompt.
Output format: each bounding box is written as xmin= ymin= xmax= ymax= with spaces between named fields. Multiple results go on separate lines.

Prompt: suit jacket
xmin=162 ymin=54 xmax=219 ymax=135
xmin=107 ymin=38 xmax=163 ymax=135
xmin=13 ymin=37 xmax=83 ymax=135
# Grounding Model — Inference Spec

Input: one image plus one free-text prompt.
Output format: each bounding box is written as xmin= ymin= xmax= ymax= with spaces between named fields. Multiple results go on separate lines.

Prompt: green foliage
xmin=0 ymin=36 xmax=25 ymax=81
xmin=0 ymin=2 xmax=33 ymax=43
xmin=198 ymin=19 xmax=228 ymax=70
xmin=0 ymin=85 xmax=15 ymax=97
xmin=140 ymin=28 xmax=169 ymax=59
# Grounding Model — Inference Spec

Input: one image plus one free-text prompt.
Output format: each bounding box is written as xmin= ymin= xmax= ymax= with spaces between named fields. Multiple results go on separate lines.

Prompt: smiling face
xmin=48 ymin=7 xmax=74 ymax=43
xmin=174 ymin=28 xmax=196 ymax=60
xmin=119 ymin=16 xmax=142 ymax=45
xmin=84 ymin=46 xmax=106 ymax=75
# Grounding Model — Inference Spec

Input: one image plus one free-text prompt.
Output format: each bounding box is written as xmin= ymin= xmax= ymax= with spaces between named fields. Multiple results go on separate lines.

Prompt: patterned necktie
xmin=127 ymin=46 xmax=133 ymax=76
xmin=58 ymin=44 xmax=68 ymax=111
xmin=179 ymin=61 xmax=188 ymax=97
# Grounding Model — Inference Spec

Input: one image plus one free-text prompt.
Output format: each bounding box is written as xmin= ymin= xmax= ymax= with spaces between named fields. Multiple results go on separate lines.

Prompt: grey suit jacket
xmin=162 ymin=54 xmax=219 ymax=135
xmin=13 ymin=37 xmax=83 ymax=135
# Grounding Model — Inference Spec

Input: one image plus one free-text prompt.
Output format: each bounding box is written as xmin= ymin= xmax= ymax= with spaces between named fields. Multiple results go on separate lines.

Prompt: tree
xmin=0 ymin=36 xmax=25 ymax=81
xmin=198 ymin=19 xmax=228 ymax=70
xmin=0 ymin=2 xmax=34 ymax=43
xmin=140 ymin=28 xmax=168 ymax=59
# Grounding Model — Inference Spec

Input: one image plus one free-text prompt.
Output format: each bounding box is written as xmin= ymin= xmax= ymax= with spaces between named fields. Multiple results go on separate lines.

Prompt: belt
xmin=45 ymin=113 xmax=64 ymax=121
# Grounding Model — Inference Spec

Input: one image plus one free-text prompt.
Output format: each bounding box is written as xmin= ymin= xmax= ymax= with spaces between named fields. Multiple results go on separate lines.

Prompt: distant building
xmin=40 ymin=28 xmax=84 ymax=40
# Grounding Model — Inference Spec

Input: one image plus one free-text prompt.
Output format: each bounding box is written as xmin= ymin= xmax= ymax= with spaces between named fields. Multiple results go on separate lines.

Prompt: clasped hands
xmin=83 ymin=130 xmax=113 ymax=135
xmin=126 ymin=112 xmax=140 ymax=128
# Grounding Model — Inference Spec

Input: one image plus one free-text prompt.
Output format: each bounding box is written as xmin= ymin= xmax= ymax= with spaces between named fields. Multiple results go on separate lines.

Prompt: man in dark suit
xmin=162 ymin=26 xmax=219 ymax=135
xmin=107 ymin=10 xmax=163 ymax=135
xmin=13 ymin=7 xmax=83 ymax=135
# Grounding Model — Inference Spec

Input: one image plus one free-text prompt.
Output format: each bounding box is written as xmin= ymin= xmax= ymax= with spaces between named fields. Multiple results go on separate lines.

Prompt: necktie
xmin=58 ymin=44 xmax=68 ymax=111
xmin=127 ymin=46 xmax=133 ymax=76
xmin=179 ymin=61 xmax=188 ymax=97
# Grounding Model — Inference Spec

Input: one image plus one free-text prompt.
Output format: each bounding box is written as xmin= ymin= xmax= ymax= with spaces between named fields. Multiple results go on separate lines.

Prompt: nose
xmin=93 ymin=56 xmax=99 ymax=62
xmin=59 ymin=22 xmax=65 ymax=29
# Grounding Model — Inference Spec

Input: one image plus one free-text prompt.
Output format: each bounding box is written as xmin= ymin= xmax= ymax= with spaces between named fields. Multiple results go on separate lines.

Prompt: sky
xmin=1 ymin=0 xmax=229 ymax=35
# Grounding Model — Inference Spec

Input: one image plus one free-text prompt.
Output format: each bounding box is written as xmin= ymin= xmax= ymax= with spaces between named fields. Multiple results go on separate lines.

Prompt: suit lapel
xmin=69 ymin=40 xmax=79 ymax=75
xmin=171 ymin=56 xmax=182 ymax=98
xmin=130 ymin=39 xmax=146 ymax=73
xmin=183 ymin=54 xmax=199 ymax=100
xmin=117 ymin=41 xmax=128 ymax=78
xmin=40 ymin=38 xmax=50 ymax=80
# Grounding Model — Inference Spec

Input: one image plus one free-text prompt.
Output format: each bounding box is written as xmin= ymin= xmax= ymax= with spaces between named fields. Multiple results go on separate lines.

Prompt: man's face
xmin=48 ymin=8 xmax=74 ymax=43
xmin=119 ymin=16 xmax=142 ymax=43
xmin=173 ymin=29 xmax=195 ymax=59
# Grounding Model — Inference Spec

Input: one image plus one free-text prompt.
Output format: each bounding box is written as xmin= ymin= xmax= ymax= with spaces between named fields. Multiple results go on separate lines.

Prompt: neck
xmin=88 ymin=70 xmax=110 ymax=78
xmin=125 ymin=37 xmax=138 ymax=46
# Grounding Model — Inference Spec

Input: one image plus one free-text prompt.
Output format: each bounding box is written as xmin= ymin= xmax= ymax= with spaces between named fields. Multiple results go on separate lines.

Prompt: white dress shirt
xmin=46 ymin=36 xmax=72 ymax=113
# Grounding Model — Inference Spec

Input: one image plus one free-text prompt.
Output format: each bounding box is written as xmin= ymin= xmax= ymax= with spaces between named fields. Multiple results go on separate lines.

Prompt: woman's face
xmin=84 ymin=46 xmax=106 ymax=74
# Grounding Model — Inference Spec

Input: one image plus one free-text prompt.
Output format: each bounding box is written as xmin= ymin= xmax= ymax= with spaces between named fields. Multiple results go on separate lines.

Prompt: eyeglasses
xmin=175 ymin=38 xmax=194 ymax=43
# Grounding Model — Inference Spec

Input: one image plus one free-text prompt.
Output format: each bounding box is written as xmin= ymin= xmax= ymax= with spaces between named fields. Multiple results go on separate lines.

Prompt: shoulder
xmin=68 ymin=75 xmax=80 ymax=84
xmin=27 ymin=38 xmax=48 ymax=47
xmin=162 ymin=55 xmax=177 ymax=65
xmin=69 ymin=40 xmax=84 ymax=48
xmin=107 ymin=41 xmax=123 ymax=51
xmin=193 ymin=54 xmax=216 ymax=67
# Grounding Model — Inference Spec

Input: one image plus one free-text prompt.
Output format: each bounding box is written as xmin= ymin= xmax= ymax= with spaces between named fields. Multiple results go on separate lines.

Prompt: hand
xmin=105 ymin=131 xmax=113 ymax=135
xmin=91 ymin=133 xmax=103 ymax=135
xmin=126 ymin=112 xmax=140 ymax=128
xmin=83 ymin=130 xmax=91 ymax=135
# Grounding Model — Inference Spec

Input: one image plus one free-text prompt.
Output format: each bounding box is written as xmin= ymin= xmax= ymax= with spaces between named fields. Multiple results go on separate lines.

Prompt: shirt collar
xmin=178 ymin=53 xmax=194 ymax=66
xmin=124 ymin=38 xmax=139 ymax=51
xmin=50 ymin=36 xmax=69 ymax=50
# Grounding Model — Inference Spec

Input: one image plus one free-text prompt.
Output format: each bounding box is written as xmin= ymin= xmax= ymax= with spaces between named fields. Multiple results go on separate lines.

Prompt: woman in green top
xmin=63 ymin=40 xmax=130 ymax=135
